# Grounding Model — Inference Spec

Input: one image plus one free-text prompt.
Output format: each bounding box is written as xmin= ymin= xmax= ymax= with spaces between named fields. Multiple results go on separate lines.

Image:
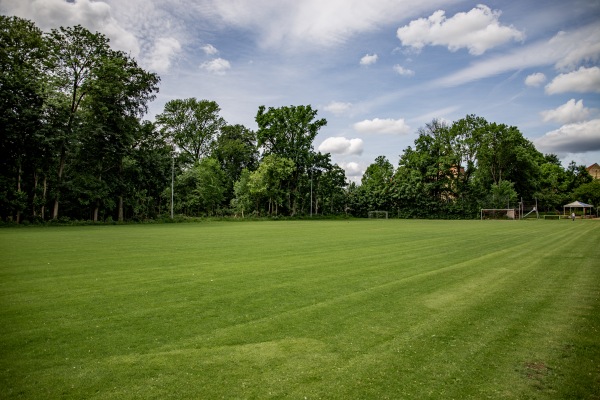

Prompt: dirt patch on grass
xmin=522 ymin=361 xmax=555 ymax=392
xmin=524 ymin=362 xmax=549 ymax=380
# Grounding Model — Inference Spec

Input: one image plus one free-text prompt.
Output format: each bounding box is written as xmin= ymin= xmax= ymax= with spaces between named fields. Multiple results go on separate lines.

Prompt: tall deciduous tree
xmin=79 ymin=50 xmax=159 ymax=221
xmin=255 ymin=104 xmax=326 ymax=214
xmin=316 ymin=163 xmax=348 ymax=215
xmin=126 ymin=121 xmax=172 ymax=220
xmin=46 ymin=25 xmax=111 ymax=219
xmin=174 ymin=158 xmax=226 ymax=216
xmin=247 ymin=154 xmax=295 ymax=216
xmin=211 ymin=124 xmax=258 ymax=206
xmin=361 ymin=155 xmax=394 ymax=211
xmin=0 ymin=16 xmax=48 ymax=222
xmin=394 ymin=120 xmax=464 ymax=218
xmin=564 ymin=161 xmax=593 ymax=193
xmin=156 ymin=98 xmax=225 ymax=165
xmin=573 ymin=180 xmax=600 ymax=208
xmin=535 ymin=154 xmax=569 ymax=211
xmin=475 ymin=122 xmax=542 ymax=200
xmin=232 ymin=169 xmax=253 ymax=218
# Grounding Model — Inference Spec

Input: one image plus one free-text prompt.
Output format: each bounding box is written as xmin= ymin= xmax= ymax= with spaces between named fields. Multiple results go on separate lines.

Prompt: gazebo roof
xmin=563 ymin=200 xmax=593 ymax=208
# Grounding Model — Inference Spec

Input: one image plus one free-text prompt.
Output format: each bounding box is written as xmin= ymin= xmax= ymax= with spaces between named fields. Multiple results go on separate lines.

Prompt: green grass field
xmin=1 ymin=220 xmax=599 ymax=399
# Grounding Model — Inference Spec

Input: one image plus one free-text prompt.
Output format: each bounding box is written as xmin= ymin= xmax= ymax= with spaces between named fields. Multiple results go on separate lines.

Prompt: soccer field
xmin=1 ymin=220 xmax=599 ymax=399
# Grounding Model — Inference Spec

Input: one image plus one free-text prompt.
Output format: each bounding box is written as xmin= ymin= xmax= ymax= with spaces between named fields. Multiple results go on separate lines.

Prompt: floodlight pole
xmin=309 ymin=156 xmax=314 ymax=217
xmin=171 ymin=151 xmax=174 ymax=219
xmin=310 ymin=168 xmax=313 ymax=217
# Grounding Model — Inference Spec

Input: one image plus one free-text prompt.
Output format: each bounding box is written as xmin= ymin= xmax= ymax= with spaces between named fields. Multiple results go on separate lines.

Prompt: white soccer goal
xmin=480 ymin=208 xmax=517 ymax=220
xmin=368 ymin=210 xmax=388 ymax=219
xmin=543 ymin=215 xmax=561 ymax=220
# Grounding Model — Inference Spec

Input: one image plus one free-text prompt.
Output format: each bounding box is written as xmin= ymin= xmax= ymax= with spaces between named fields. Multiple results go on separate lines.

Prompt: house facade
xmin=587 ymin=163 xmax=600 ymax=180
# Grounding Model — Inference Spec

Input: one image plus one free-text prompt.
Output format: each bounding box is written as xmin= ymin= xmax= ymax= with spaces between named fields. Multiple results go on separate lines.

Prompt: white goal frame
xmin=480 ymin=208 xmax=517 ymax=220
xmin=543 ymin=215 xmax=561 ymax=220
xmin=368 ymin=210 xmax=389 ymax=219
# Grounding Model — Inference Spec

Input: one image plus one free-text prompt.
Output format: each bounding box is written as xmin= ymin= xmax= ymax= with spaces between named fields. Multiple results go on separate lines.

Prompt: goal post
xmin=480 ymin=208 xmax=517 ymax=220
xmin=543 ymin=215 xmax=561 ymax=220
xmin=368 ymin=210 xmax=388 ymax=219
xmin=519 ymin=198 xmax=539 ymax=219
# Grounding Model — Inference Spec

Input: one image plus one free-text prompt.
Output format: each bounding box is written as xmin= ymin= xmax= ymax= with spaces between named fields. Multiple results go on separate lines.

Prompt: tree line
xmin=1 ymin=16 xmax=598 ymax=223
xmin=350 ymin=116 xmax=598 ymax=218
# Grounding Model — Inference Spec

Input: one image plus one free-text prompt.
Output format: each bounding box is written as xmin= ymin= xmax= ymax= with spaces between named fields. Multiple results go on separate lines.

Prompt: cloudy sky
xmin=2 ymin=0 xmax=599 ymax=181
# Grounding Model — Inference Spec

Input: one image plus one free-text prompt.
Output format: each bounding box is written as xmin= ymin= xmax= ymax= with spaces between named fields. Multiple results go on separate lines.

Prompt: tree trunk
xmin=33 ymin=171 xmax=38 ymax=218
xmin=118 ymin=196 xmax=124 ymax=222
xmin=16 ymin=163 xmax=22 ymax=224
xmin=52 ymin=197 xmax=59 ymax=220
xmin=93 ymin=172 xmax=102 ymax=222
xmin=53 ymin=145 xmax=66 ymax=219
xmin=93 ymin=200 xmax=99 ymax=222
xmin=41 ymin=175 xmax=47 ymax=220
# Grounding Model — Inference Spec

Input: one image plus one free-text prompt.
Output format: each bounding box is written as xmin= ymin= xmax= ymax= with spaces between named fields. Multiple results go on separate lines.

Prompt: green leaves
xmin=256 ymin=105 xmax=326 ymax=164
xmin=247 ymin=155 xmax=295 ymax=215
xmin=255 ymin=105 xmax=327 ymax=214
xmin=174 ymin=158 xmax=226 ymax=215
xmin=0 ymin=17 xmax=164 ymax=222
xmin=156 ymin=98 xmax=225 ymax=165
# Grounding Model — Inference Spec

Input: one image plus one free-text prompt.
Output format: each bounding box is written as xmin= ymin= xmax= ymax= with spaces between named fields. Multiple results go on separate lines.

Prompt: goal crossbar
xmin=543 ymin=215 xmax=561 ymax=220
xmin=480 ymin=208 xmax=517 ymax=220
xmin=368 ymin=210 xmax=388 ymax=219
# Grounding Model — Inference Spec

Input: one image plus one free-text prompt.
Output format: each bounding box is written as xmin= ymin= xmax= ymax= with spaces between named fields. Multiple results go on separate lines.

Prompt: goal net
xmin=480 ymin=208 xmax=517 ymax=220
xmin=368 ymin=210 xmax=388 ymax=219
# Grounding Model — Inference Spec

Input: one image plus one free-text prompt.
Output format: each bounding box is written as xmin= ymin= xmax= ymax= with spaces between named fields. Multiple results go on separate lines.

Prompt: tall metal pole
xmin=171 ymin=152 xmax=174 ymax=219
xmin=310 ymin=169 xmax=313 ymax=217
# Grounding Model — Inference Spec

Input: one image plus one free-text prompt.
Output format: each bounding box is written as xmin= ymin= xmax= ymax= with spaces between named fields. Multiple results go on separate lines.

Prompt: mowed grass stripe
xmin=0 ymin=220 xmax=598 ymax=399
xmin=324 ymin=226 xmax=592 ymax=398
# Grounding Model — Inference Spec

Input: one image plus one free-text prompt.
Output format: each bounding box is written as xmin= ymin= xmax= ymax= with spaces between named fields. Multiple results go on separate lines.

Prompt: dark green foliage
xmin=156 ymin=98 xmax=226 ymax=166
xmin=0 ymin=16 xmax=48 ymax=222
xmin=173 ymin=158 xmax=226 ymax=216
xmin=256 ymin=104 xmax=327 ymax=215
xmin=0 ymin=17 xmax=164 ymax=223
xmin=384 ymin=116 xmax=586 ymax=219
xmin=311 ymin=158 xmax=348 ymax=215
xmin=573 ymin=180 xmax=600 ymax=208
xmin=211 ymin=124 xmax=259 ymax=206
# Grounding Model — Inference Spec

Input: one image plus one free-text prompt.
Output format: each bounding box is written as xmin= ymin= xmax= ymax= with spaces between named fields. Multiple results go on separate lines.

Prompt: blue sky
xmin=2 ymin=0 xmax=599 ymax=181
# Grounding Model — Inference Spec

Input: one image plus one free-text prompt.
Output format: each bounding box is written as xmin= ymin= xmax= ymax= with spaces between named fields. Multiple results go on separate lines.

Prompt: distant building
xmin=587 ymin=163 xmax=600 ymax=180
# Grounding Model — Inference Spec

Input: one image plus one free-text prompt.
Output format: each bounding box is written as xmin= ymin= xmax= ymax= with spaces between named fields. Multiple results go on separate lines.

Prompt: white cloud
xmin=360 ymin=54 xmax=378 ymax=66
xmin=200 ymin=58 xmax=231 ymax=75
xmin=0 ymin=0 xmax=141 ymax=56
xmin=435 ymin=23 xmax=600 ymax=87
xmin=414 ymin=106 xmax=461 ymax=123
xmin=525 ymin=72 xmax=546 ymax=87
xmin=201 ymin=0 xmax=453 ymax=49
xmin=339 ymin=162 xmax=364 ymax=177
xmin=393 ymin=65 xmax=415 ymax=76
xmin=324 ymin=101 xmax=352 ymax=115
xmin=541 ymin=99 xmax=591 ymax=124
xmin=202 ymin=44 xmax=219 ymax=55
xmin=354 ymin=118 xmax=411 ymax=135
xmin=535 ymin=119 xmax=600 ymax=154
xmin=545 ymin=66 xmax=600 ymax=94
xmin=396 ymin=5 xmax=524 ymax=56
xmin=550 ymin=29 xmax=600 ymax=71
xmin=318 ymin=137 xmax=363 ymax=155
xmin=145 ymin=37 xmax=181 ymax=74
